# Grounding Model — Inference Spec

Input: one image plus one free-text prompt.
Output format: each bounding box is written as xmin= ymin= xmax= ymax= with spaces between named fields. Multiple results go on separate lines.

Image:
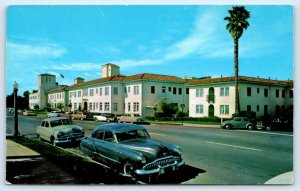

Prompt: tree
xmin=224 ymin=6 xmax=250 ymax=115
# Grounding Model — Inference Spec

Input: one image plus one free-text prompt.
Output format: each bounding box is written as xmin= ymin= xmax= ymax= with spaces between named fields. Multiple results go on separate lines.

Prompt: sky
xmin=6 ymin=5 xmax=294 ymax=95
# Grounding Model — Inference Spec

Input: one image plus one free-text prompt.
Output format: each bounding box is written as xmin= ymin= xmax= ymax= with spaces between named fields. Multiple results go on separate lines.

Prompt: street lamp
xmin=13 ymin=81 xmax=20 ymax=137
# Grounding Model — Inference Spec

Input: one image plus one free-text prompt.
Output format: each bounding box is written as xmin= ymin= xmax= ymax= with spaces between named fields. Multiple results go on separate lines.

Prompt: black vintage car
xmin=256 ymin=118 xmax=293 ymax=132
xmin=80 ymin=124 xmax=184 ymax=177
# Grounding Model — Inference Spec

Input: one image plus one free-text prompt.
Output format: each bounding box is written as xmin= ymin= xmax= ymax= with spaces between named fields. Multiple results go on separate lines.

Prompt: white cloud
xmin=7 ymin=41 xmax=67 ymax=60
xmin=48 ymin=62 xmax=102 ymax=71
xmin=112 ymin=59 xmax=163 ymax=68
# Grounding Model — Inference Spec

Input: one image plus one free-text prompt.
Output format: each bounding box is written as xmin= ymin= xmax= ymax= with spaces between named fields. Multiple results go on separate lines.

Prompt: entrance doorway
xmin=208 ymin=105 xmax=214 ymax=117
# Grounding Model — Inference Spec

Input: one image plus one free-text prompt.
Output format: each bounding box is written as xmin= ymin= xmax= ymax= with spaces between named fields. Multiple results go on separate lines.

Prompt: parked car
xmin=22 ymin=110 xmax=37 ymax=116
xmin=93 ymin=113 xmax=117 ymax=122
xmin=117 ymin=114 xmax=150 ymax=125
xmin=36 ymin=117 xmax=85 ymax=146
xmin=70 ymin=111 xmax=86 ymax=120
xmin=80 ymin=124 xmax=184 ymax=177
xmin=47 ymin=111 xmax=63 ymax=118
xmin=221 ymin=117 xmax=256 ymax=130
xmin=256 ymin=118 xmax=293 ymax=132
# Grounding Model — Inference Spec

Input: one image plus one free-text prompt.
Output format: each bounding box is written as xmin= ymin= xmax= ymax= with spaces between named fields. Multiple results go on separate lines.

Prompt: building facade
xmin=29 ymin=64 xmax=293 ymax=118
xmin=187 ymin=76 xmax=293 ymax=119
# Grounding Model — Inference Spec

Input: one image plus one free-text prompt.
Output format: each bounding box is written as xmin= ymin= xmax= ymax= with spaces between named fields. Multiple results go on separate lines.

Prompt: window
xmin=257 ymin=88 xmax=260 ymax=94
xmin=276 ymin=89 xmax=279 ymax=98
xmin=104 ymin=102 xmax=110 ymax=111
xmin=196 ymin=89 xmax=204 ymax=97
xmin=74 ymin=103 xmax=77 ymax=110
xmin=99 ymin=102 xmax=103 ymax=111
xmin=173 ymin=87 xmax=177 ymax=95
xmin=162 ymin=86 xmax=166 ymax=93
xmin=78 ymin=91 xmax=81 ymax=97
xmin=282 ymin=90 xmax=286 ymax=98
xmin=105 ymin=87 xmax=109 ymax=96
xmin=113 ymin=103 xmax=118 ymax=112
xmin=104 ymin=131 xmax=115 ymax=142
xmin=89 ymin=89 xmax=94 ymax=96
xmin=151 ymin=86 xmax=155 ymax=94
xmin=220 ymin=105 xmax=229 ymax=115
xmin=93 ymin=130 xmax=104 ymax=140
xmin=83 ymin=89 xmax=88 ymax=97
xmin=264 ymin=105 xmax=268 ymax=115
xmin=186 ymin=88 xmax=189 ymax=94
xmin=168 ymin=87 xmax=172 ymax=92
xmin=179 ymin=88 xmax=182 ymax=95
xmin=264 ymin=89 xmax=268 ymax=97
xmin=220 ymin=87 xmax=229 ymax=96
xmin=89 ymin=103 xmax=92 ymax=110
xmin=128 ymin=86 xmax=131 ymax=93
xmin=128 ymin=102 xmax=131 ymax=112
xmin=96 ymin=88 xmax=98 ymax=94
xmin=113 ymin=87 xmax=118 ymax=95
xmin=100 ymin=88 xmax=102 ymax=96
xmin=247 ymin=87 xmax=251 ymax=97
xmin=134 ymin=86 xmax=139 ymax=95
xmin=133 ymin=102 xmax=139 ymax=112
xmin=257 ymin=105 xmax=260 ymax=112
xmin=247 ymin=105 xmax=251 ymax=112
xmin=93 ymin=102 xmax=95 ymax=110
xmin=124 ymin=87 xmax=127 ymax=93
xmin=289 ymin=90 xmax=293 ymax=98
xmin=196 ymin=105 xmax=203 ymax=114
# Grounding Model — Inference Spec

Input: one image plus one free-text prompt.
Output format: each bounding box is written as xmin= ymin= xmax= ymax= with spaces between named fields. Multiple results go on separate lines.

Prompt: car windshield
xmin=115 ymin=129 xmax=150 ymax=142
xmin=50 ymin=119 xmax=73 ymax=127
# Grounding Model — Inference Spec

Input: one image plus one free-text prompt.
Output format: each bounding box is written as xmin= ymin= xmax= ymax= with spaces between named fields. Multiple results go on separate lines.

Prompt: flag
xmin=60 ymin=74 xmax=64 ymax=78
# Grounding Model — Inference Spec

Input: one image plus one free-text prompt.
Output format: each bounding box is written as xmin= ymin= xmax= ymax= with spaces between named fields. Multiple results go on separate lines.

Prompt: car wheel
xmin=107 ymin=119 xmax=111 ymax=123
xmin=123 ymin=162 xmax=134 ymax=177
xmin=256 ymin=121 xmax=263 ymax=130
xmin=225 ymin=124 xmax=231 ymax=130
xmin=266 ymin=126 xmax=272 ymax=131
xmin=248 ymin=125 xmax=254 ymax=130
xmin=94 ymin=118 xmax=99 ymax=122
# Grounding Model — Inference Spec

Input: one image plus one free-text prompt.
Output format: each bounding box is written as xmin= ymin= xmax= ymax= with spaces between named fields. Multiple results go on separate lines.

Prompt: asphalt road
xmin=6 ymin=115 xmax=293 ymax=184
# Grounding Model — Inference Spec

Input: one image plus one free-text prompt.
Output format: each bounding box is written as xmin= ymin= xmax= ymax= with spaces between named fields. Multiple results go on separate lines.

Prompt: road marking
xmin=235 ymin=130 xmax=293 ymax=137
xmin=204 ymin=141 xmax=263 ymax=152
xmin=150 ymin=133 xmax=167 ymax=137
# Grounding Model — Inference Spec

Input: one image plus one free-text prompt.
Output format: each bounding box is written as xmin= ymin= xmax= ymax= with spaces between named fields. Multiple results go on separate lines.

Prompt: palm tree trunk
xmin=234 ymin=38 xmax=240 ymax=114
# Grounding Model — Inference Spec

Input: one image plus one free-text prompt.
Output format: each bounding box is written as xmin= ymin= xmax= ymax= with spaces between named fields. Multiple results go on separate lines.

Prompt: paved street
xmin=6 ymin=115 xmax=293 ymax=184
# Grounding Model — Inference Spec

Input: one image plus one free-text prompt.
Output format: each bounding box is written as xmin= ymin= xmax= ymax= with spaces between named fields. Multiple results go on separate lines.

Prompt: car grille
xmin=143 ymin=156 xmax=182 ymax=170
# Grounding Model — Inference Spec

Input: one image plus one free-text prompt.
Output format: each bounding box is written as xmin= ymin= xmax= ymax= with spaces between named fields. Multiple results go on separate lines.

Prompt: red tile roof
xmin=66 ymin=74 xmax=126 ymax=89
xmin=48 ymin=86 xmax=68 ymax=93
xmin=187 ymin=76 xmax=293 ymax=86
xmin=123 ymin=73 xmax=186 ymax=83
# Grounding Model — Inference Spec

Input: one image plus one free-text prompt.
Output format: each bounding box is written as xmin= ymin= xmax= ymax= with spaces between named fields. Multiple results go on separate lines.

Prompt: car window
xmin=235 ymin=118 xmax=241 ymax=121
xmin=116 ymin=129 xmax=149 ymax=142
xmin=104 ymin=131 xmax=115 ymax=142
xmin=41 ymin=121 xmax=45 ymax=127
xmin=242 ymin=118 xmax=248 ymax=122
xmin=45 ymin=121 xmax=49 ymax=127
xmin=93 ymin=130 xmax=104 ymax=140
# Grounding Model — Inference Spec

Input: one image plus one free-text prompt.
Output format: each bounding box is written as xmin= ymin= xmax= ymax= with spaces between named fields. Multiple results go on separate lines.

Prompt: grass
xmin=31 ymin=110 xmax=48 ymax=115
xmin=147 ymin=120 xmax=220 ymax=125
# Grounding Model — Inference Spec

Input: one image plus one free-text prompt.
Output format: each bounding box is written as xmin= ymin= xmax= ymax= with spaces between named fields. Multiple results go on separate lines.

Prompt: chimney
xmin=101 ymin=63 xmax=120 ymax=78
xmin=74 ymin=77 xmax=84 ymax=84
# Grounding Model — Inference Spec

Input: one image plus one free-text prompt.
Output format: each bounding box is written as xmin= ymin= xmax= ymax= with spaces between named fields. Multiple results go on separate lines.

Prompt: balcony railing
xmin=206 ymin=94 xmax=215 ymax=103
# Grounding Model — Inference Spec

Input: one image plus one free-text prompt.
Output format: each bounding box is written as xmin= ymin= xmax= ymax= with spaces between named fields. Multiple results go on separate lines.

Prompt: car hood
xmin=53 ymin=125 xmax=83 ymax=134
xmin=119 ymin=138 xmax=172 ymax=161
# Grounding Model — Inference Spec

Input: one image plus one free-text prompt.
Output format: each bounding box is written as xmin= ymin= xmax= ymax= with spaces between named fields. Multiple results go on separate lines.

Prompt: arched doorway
xmin=208 ymin=104 xmax=214 ymax=117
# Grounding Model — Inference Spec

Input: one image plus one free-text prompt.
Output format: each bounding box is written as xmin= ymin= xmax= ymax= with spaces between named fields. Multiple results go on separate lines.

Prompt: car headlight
xmin=57 ymin=132 xmax=63 ymax=138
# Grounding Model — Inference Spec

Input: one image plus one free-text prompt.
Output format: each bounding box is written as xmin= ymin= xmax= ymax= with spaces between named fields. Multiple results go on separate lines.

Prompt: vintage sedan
xmin=37 ymin=117 xmax=85 ymax=146
xmin=221 ymin=117 xmax=256 ymax=130
xmin=80 ymin=124 xmax=185 ymax=177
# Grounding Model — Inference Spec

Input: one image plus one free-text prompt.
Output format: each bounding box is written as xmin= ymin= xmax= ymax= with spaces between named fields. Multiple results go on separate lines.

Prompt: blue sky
xmin=6 ymin=5 xmax=293 ymax=95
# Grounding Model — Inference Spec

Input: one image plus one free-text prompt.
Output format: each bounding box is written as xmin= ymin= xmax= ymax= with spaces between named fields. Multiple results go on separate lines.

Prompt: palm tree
xmin=224 ymin=6 xmax=250 ymax=115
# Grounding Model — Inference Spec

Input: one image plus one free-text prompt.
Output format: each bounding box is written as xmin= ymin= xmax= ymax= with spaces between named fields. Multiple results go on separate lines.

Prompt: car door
xmin=37 ymin=121 xmax=46 ymax=139
xmin=91 ymin=130 xmax=105 ymax=163
xmin=240 ymin=118 xmax=249 ymax=129
xmin=101 ymin=130 xmax=119 ymax=167
xmin=232 ymin=117 xmax=241 ymax=128
xmin=44 ymin=121 xmax=55 ymax=142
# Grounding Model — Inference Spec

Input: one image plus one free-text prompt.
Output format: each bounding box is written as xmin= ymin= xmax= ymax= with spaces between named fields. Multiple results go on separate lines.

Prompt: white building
xmin=187 ymin=76 xmax=293 ymax=119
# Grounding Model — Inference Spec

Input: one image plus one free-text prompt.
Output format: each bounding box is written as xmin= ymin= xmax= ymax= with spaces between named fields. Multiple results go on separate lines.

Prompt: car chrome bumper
xmin=55 ymin=136 xmax=84 ymax=144
xmin=135 ymin=160 xmax=185 ymax=175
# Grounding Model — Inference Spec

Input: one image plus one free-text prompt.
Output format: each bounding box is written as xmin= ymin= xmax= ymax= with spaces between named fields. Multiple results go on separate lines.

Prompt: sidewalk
xmin=6 ymin=139 xmax=40 ymax=159
xmin=150 ymin=122 xmax=220 ymax=129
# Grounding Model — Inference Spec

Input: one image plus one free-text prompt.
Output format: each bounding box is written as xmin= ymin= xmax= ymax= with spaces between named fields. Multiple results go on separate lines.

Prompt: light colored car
xmin=117 ymin=114 xmax=150 ymax=125
xmin=93 ymin=113 xmax=117 ymax=122
xmin=22 ymin=110 xmax=37 ymax=116
xmin=47 ymin=111 xmax=63 ymax=118
xmin=36 ymin=117 xmax=85 ymax=146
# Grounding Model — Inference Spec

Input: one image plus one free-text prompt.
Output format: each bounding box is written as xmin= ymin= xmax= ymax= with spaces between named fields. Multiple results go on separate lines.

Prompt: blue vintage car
xmin=80 ymin=124 xmax=185 ymax=177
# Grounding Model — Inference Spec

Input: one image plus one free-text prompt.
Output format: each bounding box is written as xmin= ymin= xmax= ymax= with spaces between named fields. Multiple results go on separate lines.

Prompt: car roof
xmin=92 ymin=124 xmax=145 ymax=134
